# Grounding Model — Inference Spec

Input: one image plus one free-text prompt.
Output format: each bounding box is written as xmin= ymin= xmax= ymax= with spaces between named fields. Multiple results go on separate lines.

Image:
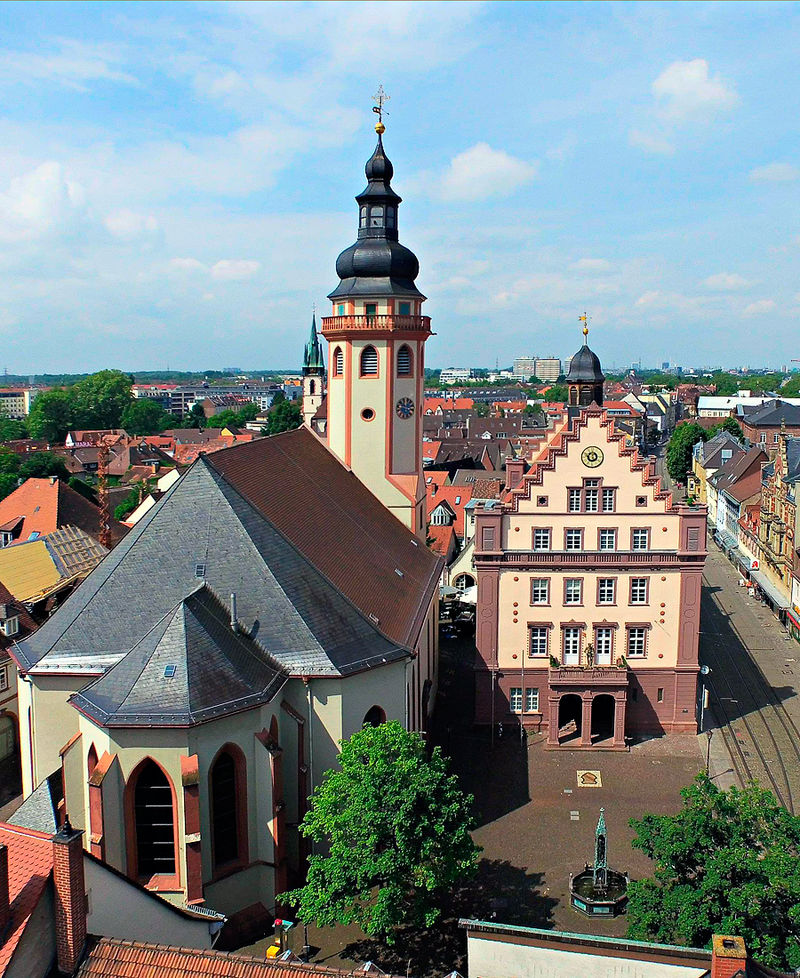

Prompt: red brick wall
xmin=52 ymin=824 xmax=87 ymax=975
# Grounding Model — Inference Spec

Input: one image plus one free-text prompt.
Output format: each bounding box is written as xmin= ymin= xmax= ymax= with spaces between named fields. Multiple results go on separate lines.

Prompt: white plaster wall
xmin=28 ymin=674 xmax=85 ymax=789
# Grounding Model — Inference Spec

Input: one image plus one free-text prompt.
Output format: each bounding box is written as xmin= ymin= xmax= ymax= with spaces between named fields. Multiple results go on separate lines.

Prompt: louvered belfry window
xmin=134 ymin=760 xmax=175 ymax=877
xmin=360 ymin=346 xmax=378 ymax=376
xmin=333 ymin=347 xmax=344 ymax=376
xmin=211 ymin=750 xmax=239 ymax=866
xmin=397 ymin=345 xmax=412 ymax=376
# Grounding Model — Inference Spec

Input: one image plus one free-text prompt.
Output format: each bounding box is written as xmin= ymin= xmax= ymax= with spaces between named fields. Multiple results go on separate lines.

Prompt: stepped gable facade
xmin=473 ymin=396 xmax=706 ymax=749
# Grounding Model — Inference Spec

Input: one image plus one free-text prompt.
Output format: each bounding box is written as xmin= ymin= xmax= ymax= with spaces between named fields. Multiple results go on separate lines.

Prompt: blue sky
xmin=0 ymin=1 xmax=798 ymax=373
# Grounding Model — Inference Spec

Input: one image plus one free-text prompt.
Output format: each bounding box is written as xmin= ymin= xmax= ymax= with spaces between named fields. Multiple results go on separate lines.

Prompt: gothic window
xmin=210 ymin=746 xmax=247 ymax=869
xmin=87 ymin=744 xmax=98 ymax=779
xmin=333 ymin=347 xmax=344 ymax=377
xmin=363 ymin=705 xmax=386 ymax=727
xmin=397 ymin=345 xmax=413 ymax=376
xmin=309 ymin=380 xmax=316 ymax=395
xmin=129 ymin=759 xmax=176 ymax=881
xmin=360 ymin=346 xmax=378 ymax=376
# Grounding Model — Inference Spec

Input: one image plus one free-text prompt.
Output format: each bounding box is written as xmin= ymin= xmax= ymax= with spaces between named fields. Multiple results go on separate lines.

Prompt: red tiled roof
xmin=427 ymin=524 xmax=457 ymax=559
xmin=426 ymin=485 xmax=472 ymax=537
xmin=0 ymin=823 xmax=55 ymax=975
xmin=206 ymin=428 xmax=442 ymax=650
xmin=78 ymin=939 xmax=397 ymax=978
xmin=423 ymin=397 xmax=474 ymax=413
xmin=422 ymin=441 xmax=441 ymax=461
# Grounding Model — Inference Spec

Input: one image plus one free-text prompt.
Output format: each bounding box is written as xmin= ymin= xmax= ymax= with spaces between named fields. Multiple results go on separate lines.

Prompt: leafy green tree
xmin=0 ymin=473 xmax=18 ymax=501
xmin=71 ymin=370 xmax=133 ymax=429
xmin=27 ymin=389 xmax=73 ymax=442
xmin=628 ymin=775 xmax=800 ymax=971
xmin=666 ymin=422 xmax=707 ymax=482
xmin=473 ymin=402 xmax=490 ymax=418
xmin=68 ymin=477 xmax=97 ymax=503
xmin=184 ymin=403 xmax=206 ymax=429
xmin=120 ymin=399 xmax=170 ymax=436
xmin=0 ymin=413 xmax=26 ymax=442
xmin=114 ymin=487 xmax=142 ymax=521
xmin=265 ymin=398 xmax=300 ymax=435
xmin=544 ymin=383 xmax=569 ymax=402
xmin=282 ymin=721 xmax=480 ymax=943
xmin=707 ymin=416 xmax=743 ymax=440
xmin=0 ymin=449 xmax=20 ymax=477
xmin=18 ymin=452 xmax=68 ymax=481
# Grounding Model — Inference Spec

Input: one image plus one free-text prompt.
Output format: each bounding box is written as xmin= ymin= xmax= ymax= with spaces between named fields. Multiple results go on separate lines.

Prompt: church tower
xmin=321 ymin=102 xmax=431 ymax=537
xmin=566 ymin=320 xmax=605 ymax=407
xmin=302 ymin=312 xmax=325 ymax=428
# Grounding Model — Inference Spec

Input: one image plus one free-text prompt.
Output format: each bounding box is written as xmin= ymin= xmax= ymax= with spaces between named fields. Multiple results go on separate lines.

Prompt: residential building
xmin=739 ymin=400 xmax=800 ymax=456
xmin=0 ymin=389 xmax=39 ymax=420
xmin=198 ymin=395 xmax=255 ymax=418
xmin=461 ymin=921 xmax=788 ymax=978
xmin=687 ymin=430 xmax=743 ymax=506
xmin=534 ymin=357 xmax=562 ymax=383
xmin=755 ymin=433 xmax=800 ymax=614
xmin=473 ymin=331 xmax=706 ymax=748
xmin=708 ymin=447 xmax=768 ymax=554
xmin=440 ymin=367 xmax=473 ymax=385
xmin=512 ymin=356 xmax=537 ymax=379
xmin=0 ymin=584 xmax=36 ymax=805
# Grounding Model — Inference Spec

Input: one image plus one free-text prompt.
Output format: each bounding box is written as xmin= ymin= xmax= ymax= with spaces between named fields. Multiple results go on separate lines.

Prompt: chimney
xmin=711 ymin=935 xmax=747 ymax=978
xmin=52 ymin=819 xmax=87 ymax=975
xmin=0 ymin=844 xmax=9 ymax=936
xmin=230 ymin=593 xmax=239 ymax=633
xmin=505 ymin=457 xmax=525 ymax=491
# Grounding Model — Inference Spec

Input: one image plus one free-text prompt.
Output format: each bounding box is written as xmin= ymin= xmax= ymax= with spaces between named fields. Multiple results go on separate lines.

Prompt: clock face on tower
xmin=581 ymin=446 xmax=604 ymax=468
xmin=395 ymin=397 xmax=415 ymax=419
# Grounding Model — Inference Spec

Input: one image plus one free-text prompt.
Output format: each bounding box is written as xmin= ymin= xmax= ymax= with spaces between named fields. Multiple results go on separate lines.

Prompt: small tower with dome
xmin=566 ymin=315 xmax=605 ymax=407
xmin=302 ymin=311 xmax=325 ymax=428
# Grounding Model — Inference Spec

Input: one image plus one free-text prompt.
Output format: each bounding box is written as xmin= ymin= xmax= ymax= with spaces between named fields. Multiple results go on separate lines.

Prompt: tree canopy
xmin=120 ymin=398 xmax=171 ymax=436
xmin=666 ymin=422 xmax=707 ymax=483
xmin=27 ymin=370 xmax=134 ymax=443
xmin=264 ymin=397 xmax=301 ymax=435
xmin=627 ymin=775 xmax=800 ymax=971
xmin=282 ymin=721 xmax=480 ymax=943
xmin=0 ymin=449 xmax=68 ymax=502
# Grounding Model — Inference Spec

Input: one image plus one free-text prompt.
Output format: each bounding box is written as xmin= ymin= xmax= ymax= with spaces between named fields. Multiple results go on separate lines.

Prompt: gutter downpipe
xmin=304 ymin=677 xmax=314 ymax=852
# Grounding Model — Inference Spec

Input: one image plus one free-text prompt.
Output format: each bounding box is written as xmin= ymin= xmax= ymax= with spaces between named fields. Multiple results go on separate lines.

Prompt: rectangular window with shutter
xmin=481 ymin=526 xmax=496 ymax=551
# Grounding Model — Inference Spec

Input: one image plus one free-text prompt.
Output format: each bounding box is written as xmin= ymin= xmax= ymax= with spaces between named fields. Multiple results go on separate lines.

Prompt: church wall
xmin=25 ymin=673 xmax=85 ymax=792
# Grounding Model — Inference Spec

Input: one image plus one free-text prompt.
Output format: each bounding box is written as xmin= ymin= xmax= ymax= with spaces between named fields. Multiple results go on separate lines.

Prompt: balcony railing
xmin=321 ymin=314 xmax=431 ymax=334
xmin=549 ymin=666 xmax=630 ymax=685
xmin=475 ymin=550 xmax=704 ymax=567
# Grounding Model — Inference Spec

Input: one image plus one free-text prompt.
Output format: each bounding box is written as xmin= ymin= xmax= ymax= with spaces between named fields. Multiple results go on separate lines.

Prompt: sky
xmin=0 ymin=1 xmax=798 ymax=374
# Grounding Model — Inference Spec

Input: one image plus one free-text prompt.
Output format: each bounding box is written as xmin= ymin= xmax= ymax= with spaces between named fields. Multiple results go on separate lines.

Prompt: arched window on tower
xmin=397 ymin=345 xmax=413 ymax=377
xmin=87 ymin=744 xmax=98 ymax=779
xmin=333 ymin=347 xmax=344 ymax=377
xmin=359 ymin=206 xmax=367 ymax=229
xmin=360 ymin=346 xmax=378 ymax=377
xmin=210 ymin=745 xmax=248 ymax=871
xmin=309 ymin=379 xmax=316 ymax=395
xmin=127 ymin=758 xmax=176 ymax=883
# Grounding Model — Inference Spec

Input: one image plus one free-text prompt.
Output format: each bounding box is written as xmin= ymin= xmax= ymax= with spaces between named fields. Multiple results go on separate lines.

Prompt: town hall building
xmin=12 ymin=117 xmax=441 ymax=920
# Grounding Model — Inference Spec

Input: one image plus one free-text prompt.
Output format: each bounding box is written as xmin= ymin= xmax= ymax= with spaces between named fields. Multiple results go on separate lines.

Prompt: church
xmin=12 ymin=117 xmax=441 ymax=918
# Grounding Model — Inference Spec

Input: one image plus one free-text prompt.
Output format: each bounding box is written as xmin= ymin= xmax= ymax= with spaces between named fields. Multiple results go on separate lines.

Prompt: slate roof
xmin=710 ymin=447 xmax=768 ymax=503
xmin=782 ymin=438 xmax=800 ymax=482
xmin=8 ymin=770 xmax=62 ymax=834
xmin=70 ymin=586 xmax=288 ymax=727
xmin=17 ymin=428 xmax=439 ymax=682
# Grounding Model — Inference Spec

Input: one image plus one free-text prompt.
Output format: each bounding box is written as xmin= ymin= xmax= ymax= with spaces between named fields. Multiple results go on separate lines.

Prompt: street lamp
xmin=705 ymin=729 xmax=713 ymax=776
xmin=699 ymin=665 xmax=711 ymax=733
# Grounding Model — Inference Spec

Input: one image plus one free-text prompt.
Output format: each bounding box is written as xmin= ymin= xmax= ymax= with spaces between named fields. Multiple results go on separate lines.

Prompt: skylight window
xmin=195 ymin=563 xmax=206 ymax=578
xmin=164 ymin=664 xmax=177 ymax=678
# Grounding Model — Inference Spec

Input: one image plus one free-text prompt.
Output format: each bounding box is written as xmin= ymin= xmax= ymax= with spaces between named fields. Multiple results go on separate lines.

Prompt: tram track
xmin=700 ymin=561 xmax=800 ymax=814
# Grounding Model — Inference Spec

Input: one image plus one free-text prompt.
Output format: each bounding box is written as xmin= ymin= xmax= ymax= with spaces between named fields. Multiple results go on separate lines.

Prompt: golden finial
xmin=579 ymin=312 xmax=589 ymax=342
xmin=373 ymin=85 xmax=389 ymax=134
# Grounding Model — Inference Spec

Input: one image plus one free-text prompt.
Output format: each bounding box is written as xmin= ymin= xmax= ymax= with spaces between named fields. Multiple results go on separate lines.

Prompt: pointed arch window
xmin=397 ymin=345 xmax=413 ymax=377
xmin=87 ymin=744 xmax=98 ymax=779
xmin=309 ymin=379 xmax=316 ymax=395
xmin=360 ymin=346 xmax=378 ymax=377
xmin=210 ymin=744 xmax=248 ymax=873
xmin=333 ymin=347 xmax=344 ymax=377
xmin=126 ymin=758 xmax=177 ymax=884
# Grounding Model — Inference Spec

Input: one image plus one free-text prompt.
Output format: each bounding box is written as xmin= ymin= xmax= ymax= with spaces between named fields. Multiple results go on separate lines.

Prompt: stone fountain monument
xmin=569 ymin=808 xmax=629 ymax=917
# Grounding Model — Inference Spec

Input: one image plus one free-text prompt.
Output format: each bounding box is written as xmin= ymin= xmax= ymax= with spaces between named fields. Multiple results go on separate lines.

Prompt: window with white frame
xmin=568 ymin=488 xmax=582 ymax=512
xmin=510 ymin=687 xmax=523 ymax=713
xmin=565 ymin=579 xmax=583 ymax=605
xmin=598 ymin=529 xmax=616 ymax=551
xmin=630 ymin=578 xmax=649 ymax=604
xmin=598 ymin=578 xmax=616 ymax=604
xmin=595 ymin=627 xmax=613 ymax=664
xmin=525 ymin=687 xmax=540 ymax=712
xmin=0 ymin=617 xmax=18 ymax=638
xmin=563 ymin=627 xmax=581 ymax=664
xmin=533 ymin=528 xmax=551 ymax=551
xmin=631 ymin=528 xmax=650 ymax=551
xmin=530 ymin=579 xmax=549 ymax=605
xmin=627 ymin=627 xmax=648 ymax=656
xmin=565 ymin=528 xmax=583 ymax=551
xmin=0 ymin=666 xmax=7 ymax=691
xmin=585 ymin=482 xmax=599 ymax=512
xmin=601 ymin=488 xmax=616 ymax=512
xmin=528 ymin=626 xmax=549 ymax=657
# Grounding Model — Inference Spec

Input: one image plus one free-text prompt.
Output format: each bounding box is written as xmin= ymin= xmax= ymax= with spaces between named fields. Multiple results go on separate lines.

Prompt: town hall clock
xmin=581 ymin=446 xmax=604 ymax=468
xmin=395 ymin=397 xmax=415 ymax=419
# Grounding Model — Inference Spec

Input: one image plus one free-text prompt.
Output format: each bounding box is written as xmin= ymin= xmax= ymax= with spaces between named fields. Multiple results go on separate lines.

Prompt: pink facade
xmin=474 ymin=408 xmax=706 ymax=748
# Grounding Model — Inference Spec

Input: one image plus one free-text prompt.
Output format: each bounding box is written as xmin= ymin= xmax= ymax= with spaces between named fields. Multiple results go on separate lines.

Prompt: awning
xmin=749 ymin=570 xmax=790 ymax=610
xmin=716 ymin=529 xmax=739 ymax=552
xmin=730 ymin=548 xmax=752 ymax=574
xmin=787 ymin=608 xmax=800 ymax=631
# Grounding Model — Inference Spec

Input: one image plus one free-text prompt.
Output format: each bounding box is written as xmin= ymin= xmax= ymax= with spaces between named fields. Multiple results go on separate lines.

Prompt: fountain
xmin=569 ymin=808 xmax=629 ymax=917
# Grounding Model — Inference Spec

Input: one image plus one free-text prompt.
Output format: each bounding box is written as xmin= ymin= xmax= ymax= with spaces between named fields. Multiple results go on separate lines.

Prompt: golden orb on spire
xmin=372 ymin=85 xmax=389 ymax=136
xmin=375 ymin=119 xmax=386 ymax=135
xmin=583 ymin=326 xmax=589 ymax=337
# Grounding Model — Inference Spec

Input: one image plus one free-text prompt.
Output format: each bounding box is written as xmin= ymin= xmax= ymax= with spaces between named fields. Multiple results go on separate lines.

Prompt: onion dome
xmin=566 ymin=343 xmax=605 ymax=384
xmin=328 ymin=134 xmax=425 ymax=300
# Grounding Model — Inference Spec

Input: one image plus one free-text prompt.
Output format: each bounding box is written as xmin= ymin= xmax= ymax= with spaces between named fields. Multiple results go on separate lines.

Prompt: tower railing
xmin=321 ymin=314 xmax=431 ymax=335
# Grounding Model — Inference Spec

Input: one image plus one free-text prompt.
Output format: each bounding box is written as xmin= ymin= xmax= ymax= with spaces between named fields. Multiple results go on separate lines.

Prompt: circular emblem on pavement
xmin=396 ymin=397 xmax=415 ymax=419
xmin=581 ymin=446 xmax=604 ymax=468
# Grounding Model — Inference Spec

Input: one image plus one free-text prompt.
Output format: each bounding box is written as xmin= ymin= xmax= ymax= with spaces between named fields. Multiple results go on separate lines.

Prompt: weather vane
xmin=373 ymin=85 xmax=390 ymax=133
xmin=579 ymin=311 xmax=590 ymax=341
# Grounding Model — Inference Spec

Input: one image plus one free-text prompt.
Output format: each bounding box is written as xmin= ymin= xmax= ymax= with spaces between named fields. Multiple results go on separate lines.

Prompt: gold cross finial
xmin=373 ymin=85 xmax=390 ymax=134
xmin=579 ymin=311 xmax=589 ymax=341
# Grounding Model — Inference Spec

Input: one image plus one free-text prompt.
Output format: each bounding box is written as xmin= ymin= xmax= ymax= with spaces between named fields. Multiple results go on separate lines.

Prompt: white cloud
xmin=105 ymin=209 xmax=159 ymax=241
xmin=211 ymin=259 xmax=261 ymax=281
xmin=702 ymin=272 xmax=752 ymax=291
xmin=0 ymin=40 xmax=137 ymax=91
xmin=629 ymin=129 xmax=674 ymax=155
xmin=652 ymin=59 xmax=738 ymax=122
xmin=636 ymin=290 xmax=662 ymax=307
xmin=743 ymin=299 xmax=776 ymax=316
xmin=436 ymin=144 xmax=538 ymax=202
xmin=749 ymin=162 xmax=799 ymax=183
xmin=168 ymin=257 xmax=207 ymax=274
xmin=0 ymin=161 xmax=86 ymax=242
xmin=572 ymin=258 xmax=611 ymax=272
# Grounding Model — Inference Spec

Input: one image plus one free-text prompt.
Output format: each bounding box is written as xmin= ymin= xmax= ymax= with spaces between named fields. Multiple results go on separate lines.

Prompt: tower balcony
xmin=321 ymin=314 xmax=432 ymax=338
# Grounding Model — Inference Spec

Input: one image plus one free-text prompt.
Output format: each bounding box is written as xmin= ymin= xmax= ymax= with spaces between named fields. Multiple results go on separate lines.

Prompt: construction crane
xmin=96 ymin=439 xmax=111 ymax=550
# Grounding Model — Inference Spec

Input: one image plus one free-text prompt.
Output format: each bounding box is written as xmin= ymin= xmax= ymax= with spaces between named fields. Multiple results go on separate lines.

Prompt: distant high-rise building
xmin=513 ymin=356 xmax=537 ymax=379
xmin=440 ymin=367 xmax=473 ymax=385
xmin=535 ymin=357 xmax=562 ymax=382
